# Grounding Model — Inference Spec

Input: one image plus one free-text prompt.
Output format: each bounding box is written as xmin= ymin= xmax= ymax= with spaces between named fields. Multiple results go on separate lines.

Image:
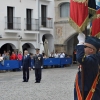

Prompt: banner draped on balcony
xmin=91 ymin=8 xmax=100 ymax=37
xmin=69 ymin=0 xmax=89 ymax=32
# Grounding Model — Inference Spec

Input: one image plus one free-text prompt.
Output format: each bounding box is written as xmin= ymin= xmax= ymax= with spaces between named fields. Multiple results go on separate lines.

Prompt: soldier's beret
xmin=85 ymin=36 xmax=100 ymax=50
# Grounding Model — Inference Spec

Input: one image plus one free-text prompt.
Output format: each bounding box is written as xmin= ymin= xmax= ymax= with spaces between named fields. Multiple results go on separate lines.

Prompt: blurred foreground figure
xmin=74 ymin=33 xmax=100 ymax=100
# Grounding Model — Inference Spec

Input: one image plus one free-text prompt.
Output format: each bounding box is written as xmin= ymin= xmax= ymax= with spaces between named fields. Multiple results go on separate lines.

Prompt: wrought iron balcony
xmin=24 ymin=18 xmax=39 ymax=31
xmin=40 ymin=17 xmax=53 ymax=28
xmin=5 ymin=17 xmax=21 ymax=30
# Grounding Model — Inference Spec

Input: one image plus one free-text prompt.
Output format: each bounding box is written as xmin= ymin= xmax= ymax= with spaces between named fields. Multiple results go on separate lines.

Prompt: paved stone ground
xmin=0 ymin=65 xmax=78 ymax=100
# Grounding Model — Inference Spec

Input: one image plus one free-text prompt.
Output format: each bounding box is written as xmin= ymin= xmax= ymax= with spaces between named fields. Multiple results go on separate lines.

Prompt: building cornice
xmin=54 ymin=20 xmax=69 ymax=24
xmin=0 ymin=38 xmax=36 ymax=41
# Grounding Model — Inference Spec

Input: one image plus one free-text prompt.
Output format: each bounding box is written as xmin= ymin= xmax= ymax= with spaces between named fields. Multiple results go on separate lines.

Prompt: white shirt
xmin=59 ymin=53 xmax=65 ymax=58
xmin=54 ymin=53 xmax=59 ymax=58
xmin=50 ymin=54 xmax=54 ymax=57
xmin=0 ymin=57 xmax=3 ymax=61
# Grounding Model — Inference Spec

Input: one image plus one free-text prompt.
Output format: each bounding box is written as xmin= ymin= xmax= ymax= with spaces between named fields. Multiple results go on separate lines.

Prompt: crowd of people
xmin=0 ymin=50 xmax=23 ymax=60
xmin=0 ymin=49 xmax=72 ymax=68
xmin=0 ymin=50 xmax=71 ymax=61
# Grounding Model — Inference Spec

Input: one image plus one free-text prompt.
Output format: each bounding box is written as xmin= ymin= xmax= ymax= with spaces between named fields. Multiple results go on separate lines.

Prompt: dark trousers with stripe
xmin=35 ymin=68 xmax=42 ymax=82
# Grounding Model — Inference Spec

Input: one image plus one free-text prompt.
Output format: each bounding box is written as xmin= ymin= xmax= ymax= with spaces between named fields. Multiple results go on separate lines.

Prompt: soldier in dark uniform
xmin=33 ymin=48 xmax=43 ymax=83
xmin=22 ymin=50 xmax=31 ymax=82
xmin=74 ymin=33 xmax=100 ymax=100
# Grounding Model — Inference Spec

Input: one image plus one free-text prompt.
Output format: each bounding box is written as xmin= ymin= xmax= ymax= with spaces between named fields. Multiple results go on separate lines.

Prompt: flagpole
xmin=81 ymin=27 xmax=87 ymax=100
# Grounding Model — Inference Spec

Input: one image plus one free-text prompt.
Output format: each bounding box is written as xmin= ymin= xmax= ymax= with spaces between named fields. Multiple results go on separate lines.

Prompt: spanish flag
xmin=69 ymin=0 xmax=89 ymax=32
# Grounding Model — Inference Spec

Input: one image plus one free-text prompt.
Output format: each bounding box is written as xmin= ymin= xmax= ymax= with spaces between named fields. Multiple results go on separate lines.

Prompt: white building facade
xmin=0 ymin=0 xmax=54 ymax=54
xmin=54 ymin=0 xmax=78 ymax=55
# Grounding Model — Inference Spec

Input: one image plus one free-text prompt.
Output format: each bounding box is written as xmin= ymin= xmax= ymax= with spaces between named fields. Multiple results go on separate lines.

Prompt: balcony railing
xmin=40 ymin=17 xmax=53 ymax=28
xmin=24 ymin=18 xmax=39 ymax=31
xmin=5 ymin=17 xmax=21 ymax=30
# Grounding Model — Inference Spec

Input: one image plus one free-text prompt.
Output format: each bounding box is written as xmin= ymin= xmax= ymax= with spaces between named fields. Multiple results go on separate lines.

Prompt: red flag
xmin=91 ymin=9 xmax=100 ymax=37
xmin=69 ymin=0 xmax=89 ymax=32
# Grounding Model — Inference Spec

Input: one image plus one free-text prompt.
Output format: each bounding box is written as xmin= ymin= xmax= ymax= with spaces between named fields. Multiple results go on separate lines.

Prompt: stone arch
xmin=42 ymin=34 xmax=54 ymax=54
xmin=63 ymin=32 xmax=78 ymax=55
xmin=58 ymin=1 xmax=70 ymax=7
xmin=0 ymin=43 xmax=17 ymax=54
xmin=22 ymin=43 xmax=35 ymax=54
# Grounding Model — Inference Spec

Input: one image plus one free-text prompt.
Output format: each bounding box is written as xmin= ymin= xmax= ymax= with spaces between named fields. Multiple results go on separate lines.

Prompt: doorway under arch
xmin=0 ymin=43 xmax=16 ymax=55
xmin=22 ymin=43 xmax=35 ymax=54
xmin=64 ymin=33 xmax=78 ymax=55
xmin=42 ymin=34 xmax=54 ymax=54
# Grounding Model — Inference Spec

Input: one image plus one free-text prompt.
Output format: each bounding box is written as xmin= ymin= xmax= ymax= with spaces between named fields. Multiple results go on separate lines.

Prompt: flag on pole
xmin=91 ymin=0 xmax=100 ymax=37
xmin=91 ymin=9 xmax=100 ymax=37
xmin=69 ymin=0 xmax=89 ymax=32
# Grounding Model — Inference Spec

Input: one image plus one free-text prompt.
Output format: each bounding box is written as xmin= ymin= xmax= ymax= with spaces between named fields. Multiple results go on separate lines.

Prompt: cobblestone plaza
xmin=0 ymin=66 xmax=77 ymax=100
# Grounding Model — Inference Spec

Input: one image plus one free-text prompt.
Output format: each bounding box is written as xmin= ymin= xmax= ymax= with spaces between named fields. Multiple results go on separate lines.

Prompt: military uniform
xmin=74 ymin=35 xmax=100 ymax=100
xmin=33 ymin=52 xmax=43 ymax=83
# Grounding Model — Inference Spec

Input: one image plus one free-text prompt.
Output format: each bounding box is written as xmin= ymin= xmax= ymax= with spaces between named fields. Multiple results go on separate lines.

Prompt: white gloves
xmin=41 ymin=66 xmax=43 ymax=68
xmin=21 ymin=66 xmax=23 ymax=69
xmin=33 ymin=66 xmax=35 ymax=68
xmin=77 ymin=33 xmax=85 ymax=45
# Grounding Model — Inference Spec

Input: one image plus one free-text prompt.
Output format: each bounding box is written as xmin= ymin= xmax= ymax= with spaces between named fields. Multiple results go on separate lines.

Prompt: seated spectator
xmin=0 ymin=53 xmax=4 ymax=65
xmin=54 ymin=51 xmax=60 ymax=68
xmin=4 ymin=52 xmax=10 ymax=60
xmin=54 ymin=51 xmax=59 ymax=58
xmin=59 ymin=52 xmax=65 ymax=58
xmin=8 ymin=50 xmax=11 ymax=56
xmin=10 ymin=51 xmax=17 ymax=60
xmin=43 ymin=53 xmax=47 ymax=58
xmin=17 ymin=51 xmax=23 ymax=60
xmin=2 ymin=50 xmax=6 ymax=58
xmin=49 ymin=52 xmax=54 ymax=58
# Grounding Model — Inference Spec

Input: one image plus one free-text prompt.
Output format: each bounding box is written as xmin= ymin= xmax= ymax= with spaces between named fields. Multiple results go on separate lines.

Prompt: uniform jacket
xmin=33 ymin=54 xmax=43 ymax=68
xmin=75 ymin=45 xmax=100 ymax=99
xmin=22 ymin=55 xmax=31 ymax=68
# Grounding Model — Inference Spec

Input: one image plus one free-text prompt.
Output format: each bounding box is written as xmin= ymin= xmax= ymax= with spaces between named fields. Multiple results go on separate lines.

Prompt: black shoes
xmin=22 ymin=80 xmax=26 ymax=82
xmin=22 ymin=80 xmax=28 ymax=82
xmin=35 ymin=81 xmax=40 ymax=83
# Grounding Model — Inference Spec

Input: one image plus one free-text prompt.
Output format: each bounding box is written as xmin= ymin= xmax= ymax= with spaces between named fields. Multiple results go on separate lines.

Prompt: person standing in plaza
xmin=22 ymin=50 xmax=31 ymax=82
xmin=33 ymin=48 xmax=43 ymax=83
xmin=74 ymin=33 xmax=100 ymax=100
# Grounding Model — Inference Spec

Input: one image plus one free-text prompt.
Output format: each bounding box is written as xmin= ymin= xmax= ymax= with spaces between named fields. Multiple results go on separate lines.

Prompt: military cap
xmin=85 ymin=36 xmax=100 ymax=50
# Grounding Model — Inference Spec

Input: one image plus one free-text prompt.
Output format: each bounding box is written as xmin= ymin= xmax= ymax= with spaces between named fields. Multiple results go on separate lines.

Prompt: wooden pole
xmin=81 ymin=66 xmax=84 ymax=100
xmin=81 ymin=27 xmax=87 ymax=100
